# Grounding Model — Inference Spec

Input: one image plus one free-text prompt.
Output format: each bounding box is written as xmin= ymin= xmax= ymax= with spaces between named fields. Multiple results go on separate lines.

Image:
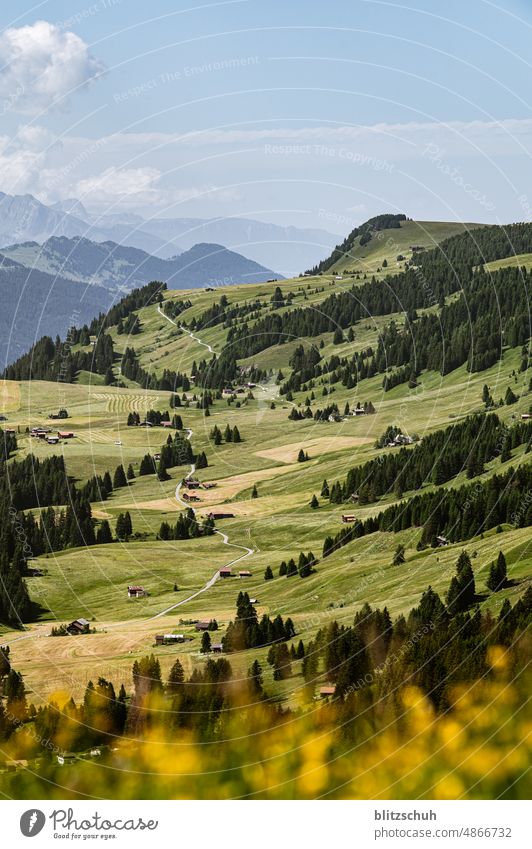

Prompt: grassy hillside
xmin=329 ymin=219 xmax=485 ymax=274
xmin=0 ymin=218 xmax=531 ymax=805
xmin=2 ymin=301 xmax=530 ymax=704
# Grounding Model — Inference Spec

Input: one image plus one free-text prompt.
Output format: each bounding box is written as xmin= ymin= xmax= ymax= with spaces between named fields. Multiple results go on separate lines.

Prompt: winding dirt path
xmin=157 ymin=304 xmax=218 ymax=354
xmin=149 ymin=427 xmax=254 ymax=619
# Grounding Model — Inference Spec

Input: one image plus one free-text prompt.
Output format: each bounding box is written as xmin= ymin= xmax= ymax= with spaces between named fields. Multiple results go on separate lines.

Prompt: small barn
xmin=58 ymin=431 xmax=75 ymax=439
xmin=212 ymin=644 xmax=224 ymax=654
xmin=207 ymin=511 xmax=234 ymax=520
xmin=195 ymin=620 xmax=211 ymax=631
xmin=239 ymin=570 xmax=252 ymax=578
xmin=66 ymin=618 xmax=90 ymax=635
xmin=342 ymin=514 xmax=356 ymax=523
xmin=155 ymin=634 xmax=185 ymax=645
xmin=319 ymin=686 xmax=336 ymax=698
xmin=219 ymin=567 xmax=232 ymax=578
xmin=128 ymin=585 xmax=147 ymax=598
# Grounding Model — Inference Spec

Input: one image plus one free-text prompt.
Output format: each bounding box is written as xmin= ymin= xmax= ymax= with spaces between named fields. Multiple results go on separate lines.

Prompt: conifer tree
xmin=96 ymin=520 xmax=113 ymax=544
xmin=487 ymin=550 xmax=507 ymax=591
xmin=113 ymin=464 xmax=127 ymax=488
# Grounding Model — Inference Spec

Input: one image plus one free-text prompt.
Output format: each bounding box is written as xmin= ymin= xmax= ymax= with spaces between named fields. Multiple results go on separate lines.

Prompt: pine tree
xmin=126 ymin=464 xmax=135 ymax=480
xmin=310 ymin=494 xmax=319 ymax=509
xmin=264 ymin=565 xmax=274 ymax=580
xmin=247 ymin=659 xmax=263 ymax=696
xmin=96 ymin=520 xmax=113 ymax=544
xmin=157 ymin=456 xmax=170 ymax=481
xmin=487 ymin=550 xmax=507 ymax=591
xmin=166 ymin=659 xmax=185 ymax=694
xmin=139 ymin=454 xmax=155 ymax=475
xmin=321 ymin=479 xmax=330 ymax=497
xmin=201 ymin=631 xmax=212 ymax=653
xmin=113 ymin=464 xmax=127 ymax=488
xmin=232 ymin=425 xmax=241 ymax=443
xmin=392 ymin=544 xmax=405 ymax=565
xmin=251 ymin=484 xmax=258 ymax=499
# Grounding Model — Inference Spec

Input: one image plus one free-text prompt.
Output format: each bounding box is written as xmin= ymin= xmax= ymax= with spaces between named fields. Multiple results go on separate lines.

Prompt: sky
xmin=0 ymin=0 xmax=531 ymax=233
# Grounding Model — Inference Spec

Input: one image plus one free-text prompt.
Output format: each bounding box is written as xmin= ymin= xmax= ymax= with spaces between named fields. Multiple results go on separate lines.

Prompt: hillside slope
xmin=311 ymin=215 xmax=486 ymax=275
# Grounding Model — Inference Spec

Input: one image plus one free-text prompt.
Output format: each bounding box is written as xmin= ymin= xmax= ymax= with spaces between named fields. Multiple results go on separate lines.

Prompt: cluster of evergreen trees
xmin=1 ymin=581 xmax=530 ymax=755
xmin=305 ymin=575 xmax=531 ymax=708
xmin=162 ymin=297 xmax=192 ymax=320
xmin=3 ymin=282 xmax=166 ymax=382
xmin=222 ymin=593 xmax=295 ymax=652
xmin=220 ymin=224 xmax=531 ymax=381
xmin=190 ymin=293 xmax=265 ymax=332
xmin=209 ymin=424 xmax=241 ymax=444
xmin=2 ymin=331 xmax=115 ymax=383
xmin=1 ymin=454 xmax=72 ymax=511
xmin=120 ymin=347 xmax=190 ymax=392
xmin=272 ymin=550 xmax=317 ymax=579
xmin=326 ymin=413 xmax=531 ymax=506
xmin=322 ymin=462 xmax=532 ymax=558
xmin=158 ymin=508 xmax=215 ymax=540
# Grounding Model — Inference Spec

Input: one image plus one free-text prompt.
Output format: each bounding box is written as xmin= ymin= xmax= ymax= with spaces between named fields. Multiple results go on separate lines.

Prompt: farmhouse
xmin=57 ymin=431 xmax=74 ymax=439
xmin=184 ymin=479 xmax=201 ymax=489
xmin=66 ymin=618 xmax=90 ymax=635
xmin=219 ymin=567 xmax=232 ymax=578
xmin=342 ymin=514 xmax=356 ymax=523
xmin=239 ymin=570 xmax=252 ymax=578
xmin=128 ymin=585 xmax=147 ymax=598
xmin=182 ymin=492 xmax=201 ymax=502
xmin=222 ymin=388 xmax=235 ymax=397
xmin=46 ymin=436 xmax=60 ymax=444
xmin=202 ymin=481 xmax=217 ymax=489
xmin=207 ymin=511 xmax=234 ymax=520
xmin=319 ymin=686 xmax=336 ymax=698
xmin=195 ymin=620 xmax=211 ymax=631
xmin=212 ymin=644 xmax=224 ymax=653
xmin=155 ymin=634 xmax=186 ymax=645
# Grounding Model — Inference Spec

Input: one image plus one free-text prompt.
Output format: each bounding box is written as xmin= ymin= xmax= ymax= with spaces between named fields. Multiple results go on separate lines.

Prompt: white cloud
xmin=0 ymin=20 xmax=104 ymax=114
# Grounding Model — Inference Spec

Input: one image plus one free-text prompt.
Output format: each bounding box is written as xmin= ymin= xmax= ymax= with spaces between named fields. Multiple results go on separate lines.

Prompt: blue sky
xmin=0 ymin=0 xmax=531 ymax=232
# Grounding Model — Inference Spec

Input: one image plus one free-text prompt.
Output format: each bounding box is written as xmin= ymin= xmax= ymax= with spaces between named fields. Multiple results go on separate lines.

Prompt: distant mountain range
xmin=0 ymin=235 xmax=280 ymax=366
xmin=0 ymin=237 xmax=280 ymax=292
xmin=0 ymin=192 xmax=337 ymax=273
